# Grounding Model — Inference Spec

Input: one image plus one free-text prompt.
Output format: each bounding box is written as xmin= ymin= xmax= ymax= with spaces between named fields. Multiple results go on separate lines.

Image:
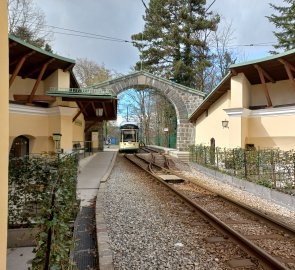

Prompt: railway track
xmin=125 ymin=152 xmax=295 ymax=270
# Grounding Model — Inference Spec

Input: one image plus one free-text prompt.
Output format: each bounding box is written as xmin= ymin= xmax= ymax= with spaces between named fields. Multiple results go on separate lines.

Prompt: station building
xmin=9 ymin=35 xmax=117 ymax=157
xmin=189 ymin=49 xmax=295 ymax=151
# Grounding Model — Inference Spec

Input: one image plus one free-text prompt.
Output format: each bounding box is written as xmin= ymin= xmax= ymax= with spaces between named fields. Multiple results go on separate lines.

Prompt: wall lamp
xmin=52 ymin=133 xmax=62 ymax=152
xmin=96 ymin=108 xmax=104 ymax=117
xmin=52 ymin=133 xmax=62 ymax=142
xmin=222 ymin=119 xmax=229 ymax=128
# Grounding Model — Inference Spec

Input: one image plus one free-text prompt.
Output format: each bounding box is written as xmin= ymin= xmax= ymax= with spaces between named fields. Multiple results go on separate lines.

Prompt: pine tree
xmin=267 ymin=0 xmax=295 ymax=52
xmin=132 ymin=0 xmax=219 ymax=90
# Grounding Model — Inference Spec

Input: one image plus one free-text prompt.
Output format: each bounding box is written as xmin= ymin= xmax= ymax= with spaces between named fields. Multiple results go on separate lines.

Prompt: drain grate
xmin=73 ymin=206 xmax=98 ymax=269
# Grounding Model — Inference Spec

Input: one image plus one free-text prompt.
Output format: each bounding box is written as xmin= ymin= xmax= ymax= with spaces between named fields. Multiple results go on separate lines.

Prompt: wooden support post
xmin=27 ymin=61 xmax=50 ymax=104
xmin=84 ymin=121 xmax=96 ymax=133
xmin=278 ymin=58 xmax=295 ymax=92
xmin=254 ymin=64 xmax=273 ymax=107
xmin=9 ymin=51 xmax=35 ymax=87
xmin=72 ymin=110 xmax=82 ymax=122
xmin=102 ymin=102 xmax=108 ymax=117
xmin=78 ymin=101 xmax=90 ymax=117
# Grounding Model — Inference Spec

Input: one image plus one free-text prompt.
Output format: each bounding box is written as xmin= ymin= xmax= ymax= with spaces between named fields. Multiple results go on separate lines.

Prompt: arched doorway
xmin=91 ymin=71 xmax=204 ymax=150
xmin=9 ymin=136 xmax=29 ymax=158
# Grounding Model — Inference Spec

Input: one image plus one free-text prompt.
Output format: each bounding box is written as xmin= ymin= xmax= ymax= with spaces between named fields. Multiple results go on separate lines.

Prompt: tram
xmin=119 ymin=122 xmax=140 ymax=152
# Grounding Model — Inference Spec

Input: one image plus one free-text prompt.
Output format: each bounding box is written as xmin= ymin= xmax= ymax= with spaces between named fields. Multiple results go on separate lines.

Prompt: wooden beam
xmin=254 ymin=64 xmax=275 ymax=83
xmin=112 ymin=100 xmax=117 ymax=116
xmin=231 ymin=69 xmax=238 ymax=76
xmin=9 ymin=42 xmax=17 ymax=48
xmin=279 ymin=58 xmax=295 ymax=73
xmin=22 ymin=58 xmax=55 ymax=79
xmin=72 ymin=110 xmax=82 ymax=122
xmin=27 ymin=61 xmax=50 ymax=104
xmin=77 ymin=101 xmax=90 ymax=117
xmin=62 ymin=97 xmax=114 ymax=102
xmin=13 ymin=95 xmax=56 ymax=102
xmin=102 ymin=102 xmax=108 ymax=117
xmin=254 ymin=65 xmax=272 ymax=107
xmin=91 ymin=102 xmax=96 ymax=114
xmin=84 ymin=121 xmax=96 ymax=133
xmin=279 ymin=58 xmax=295 ymax=92
xmin=9 ymin=51 xmax=35 ymax=87
xmin=9 ymin=51 xmax=36 ymax=66
xmin=63 ymin=63 xmax=75 ymax=72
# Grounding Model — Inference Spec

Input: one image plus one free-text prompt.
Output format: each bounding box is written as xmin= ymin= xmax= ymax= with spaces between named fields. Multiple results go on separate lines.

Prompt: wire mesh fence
xmin=189 ymin=145 xmax=295 ymax=194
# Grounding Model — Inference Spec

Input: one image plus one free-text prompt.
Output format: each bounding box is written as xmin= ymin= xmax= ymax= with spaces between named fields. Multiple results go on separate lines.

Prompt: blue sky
xmin=37 ymin=0 xmax=283 ymax=75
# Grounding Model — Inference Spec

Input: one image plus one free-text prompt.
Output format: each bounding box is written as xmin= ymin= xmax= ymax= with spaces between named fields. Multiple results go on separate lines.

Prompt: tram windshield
xmin=122 ymin=130 xmax=138 ymax=142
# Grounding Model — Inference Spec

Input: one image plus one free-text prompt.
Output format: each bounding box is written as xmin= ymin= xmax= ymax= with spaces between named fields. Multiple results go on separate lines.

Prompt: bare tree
xmin=74 ymin=58 xmax=115 ymax=87
xmin=118 ymin=89 xmax=177 ymax=146
xmin=8 ymin=0 xmax=52 ymax=50
xmin=201 ymin=19 xmax=238 ymax=94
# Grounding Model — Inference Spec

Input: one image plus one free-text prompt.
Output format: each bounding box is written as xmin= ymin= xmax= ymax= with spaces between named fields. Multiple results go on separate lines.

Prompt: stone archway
xmin=92 ymin=71 xmax=205 ymax=150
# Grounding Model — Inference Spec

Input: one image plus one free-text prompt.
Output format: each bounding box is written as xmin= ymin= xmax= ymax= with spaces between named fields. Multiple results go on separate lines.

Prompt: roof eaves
xmin=47 ymin=92 xmax=116 ymax=99
xmin=189 ymin=72 xmax=231 ymax=122
xmin=230 ymin=48 xmax=295 ymax=69
xmin=9 ymin=34 xmax=75 ymax=64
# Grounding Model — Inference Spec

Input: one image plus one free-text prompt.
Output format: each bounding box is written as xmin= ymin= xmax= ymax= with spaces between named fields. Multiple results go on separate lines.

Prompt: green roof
xmin=9 ymin=34 xmax=75 ymax=64
xmin=230 ymin=47 xmax=295 ymax=68
xmin=46 ymin=87 xmax=116 ymax=99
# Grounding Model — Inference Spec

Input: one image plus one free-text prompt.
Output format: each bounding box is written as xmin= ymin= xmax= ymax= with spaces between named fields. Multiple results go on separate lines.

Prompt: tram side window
xmin=123 ymin=130 xmax=137 ymax=142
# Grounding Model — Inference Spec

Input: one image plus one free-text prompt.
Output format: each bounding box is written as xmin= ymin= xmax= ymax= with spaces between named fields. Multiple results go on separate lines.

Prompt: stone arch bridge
xmin=92 ymin=71 xmax=205 ymax=151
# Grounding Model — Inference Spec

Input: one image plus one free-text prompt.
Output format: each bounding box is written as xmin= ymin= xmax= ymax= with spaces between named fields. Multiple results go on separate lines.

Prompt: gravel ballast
xmin=103 ymin=155 xmax=225 ymax=269
xmin=102 ymin=154 xmax=295 ymax=269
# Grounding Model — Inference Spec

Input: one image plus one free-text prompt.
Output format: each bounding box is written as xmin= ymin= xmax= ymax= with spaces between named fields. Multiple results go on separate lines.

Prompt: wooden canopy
xmin=47 ymin=90 xmax=117 ymax=122
xmin=189 ymin=48 xmax=295 ymax=122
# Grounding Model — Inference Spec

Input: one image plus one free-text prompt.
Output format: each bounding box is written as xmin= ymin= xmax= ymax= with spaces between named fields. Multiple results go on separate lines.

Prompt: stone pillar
xmin=177 ymin=121 xmax=195 ymax=151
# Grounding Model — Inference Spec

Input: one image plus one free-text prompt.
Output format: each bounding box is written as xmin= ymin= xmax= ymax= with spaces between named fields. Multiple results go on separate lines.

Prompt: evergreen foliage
xmin=132 ymin=0 xmax=220 ymax=90
xmin=267 ymin=0 xmax=295 ymax=52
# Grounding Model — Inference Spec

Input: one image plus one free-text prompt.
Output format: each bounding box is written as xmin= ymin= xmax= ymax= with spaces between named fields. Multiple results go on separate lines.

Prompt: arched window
xmin=10 ymin=136 xmax=29 ymax=158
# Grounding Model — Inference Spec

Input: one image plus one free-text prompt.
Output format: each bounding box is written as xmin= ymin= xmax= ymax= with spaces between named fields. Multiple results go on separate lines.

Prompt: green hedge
xmin=189 ymin=145 xmax=295 ymax=194
xmin=9 ymin=152 xmax=80 ymax=269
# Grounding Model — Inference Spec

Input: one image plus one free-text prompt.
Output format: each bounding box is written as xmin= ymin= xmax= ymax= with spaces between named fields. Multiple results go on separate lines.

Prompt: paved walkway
xmin=77 ymin=147 xmax=117 ymax=207
xmin=7 ymin=146 xmax=118 ymax=270
xmin=73 ymin=147 xmax=118 ymax=269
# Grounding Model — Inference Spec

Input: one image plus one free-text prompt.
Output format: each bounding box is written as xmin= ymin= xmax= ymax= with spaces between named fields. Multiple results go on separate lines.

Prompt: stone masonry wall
xmin=93 ymin=71 xmax=204 ymax=150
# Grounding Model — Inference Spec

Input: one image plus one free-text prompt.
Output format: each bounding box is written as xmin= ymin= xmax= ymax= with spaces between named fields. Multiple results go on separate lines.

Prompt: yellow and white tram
xmin=119 ymin=122 xmax=140 ymax=152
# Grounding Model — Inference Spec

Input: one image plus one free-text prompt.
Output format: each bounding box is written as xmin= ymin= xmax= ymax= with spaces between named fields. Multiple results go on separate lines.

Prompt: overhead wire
xmin=43 ymin=24 xmax=134 ymax=44
xmin=39 ymin=19 xmax=275 ymax=49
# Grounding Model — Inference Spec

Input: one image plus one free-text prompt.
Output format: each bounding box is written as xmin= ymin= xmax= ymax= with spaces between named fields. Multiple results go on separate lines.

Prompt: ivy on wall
xmin=189 ymin=145 xmax=295 ymax=194
xmin=9 ymin=153 xmax=80 ymax=269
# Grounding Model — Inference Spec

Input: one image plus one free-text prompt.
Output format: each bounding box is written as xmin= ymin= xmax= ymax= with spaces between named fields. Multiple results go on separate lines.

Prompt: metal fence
xmin=189 ymin=145 xmax=295 ymax=194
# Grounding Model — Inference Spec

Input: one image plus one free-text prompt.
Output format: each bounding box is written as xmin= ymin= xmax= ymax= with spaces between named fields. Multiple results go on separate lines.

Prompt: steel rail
xmin=125 ymin=153 xmax=290 ymax=270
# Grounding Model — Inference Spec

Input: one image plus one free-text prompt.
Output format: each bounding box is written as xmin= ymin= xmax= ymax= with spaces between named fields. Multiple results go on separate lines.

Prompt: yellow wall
xmin=247 ymin=112 xmax=295 ymax=150
xmin=73 ymin=113 xmax=85 ymax=143
xmin=195 ymin=91 xmax=230 ymax=147
xmin=57 ymin=69 xmax=70 ymax=88
xmin=194 ymin=72 xmax=295 ymax=150
xmin=9 ymin=76 xmax=45 ymax=100
xmin=230 ymin=73 xmax=251 ymax=108
xmin=250 ymin=79 xmax=295 ymax=107
xmin=10 ymin=106 xmax=82 ymax=154
xmin=0 ymin=0 xmax=8 ymax=268
xmin=9 ymin=69 xmax=71 ymax=102
xmin=44 ymin=69 xmax=59 ymax=92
